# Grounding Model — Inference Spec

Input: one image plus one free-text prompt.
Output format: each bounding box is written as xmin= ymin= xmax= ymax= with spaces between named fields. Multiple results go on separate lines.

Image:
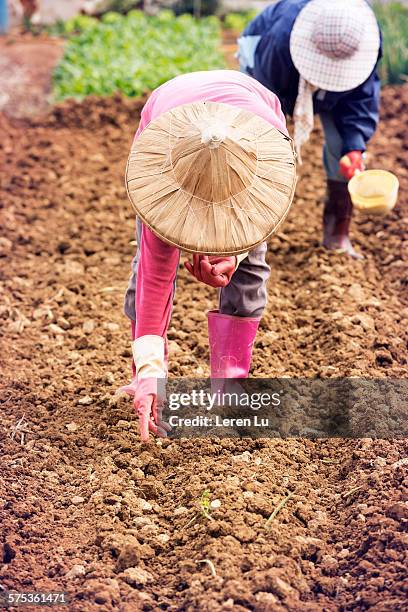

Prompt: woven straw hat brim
xmin=126 ymin=102 xmax=297 ymax=256
xmin=290 ymin=0 xmax=380 ymax=92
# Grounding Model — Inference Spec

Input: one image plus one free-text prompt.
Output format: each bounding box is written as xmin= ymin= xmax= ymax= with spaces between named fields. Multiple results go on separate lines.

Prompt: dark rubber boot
xmin=323 ymin=179 xmax=363 ymax=259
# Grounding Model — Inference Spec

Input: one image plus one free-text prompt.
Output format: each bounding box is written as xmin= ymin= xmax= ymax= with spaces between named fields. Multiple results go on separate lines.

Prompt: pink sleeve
xmin=131 ymin=90 xmax=179 ymax=339
xmin=135 ymin=224 xmax=180 ymax=339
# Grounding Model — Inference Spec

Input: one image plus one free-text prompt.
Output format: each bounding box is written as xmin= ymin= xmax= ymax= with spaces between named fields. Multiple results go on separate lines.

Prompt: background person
xmin=238 ymin=0 xmax=382 ymax=258
xmin=119 ymin=70 xmax=297 ymax=441
xmin=0 ymin=0 xmax=8 ymax=33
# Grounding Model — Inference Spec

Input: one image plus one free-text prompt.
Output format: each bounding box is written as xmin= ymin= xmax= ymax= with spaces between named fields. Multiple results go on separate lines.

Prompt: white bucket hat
xmin=290 ymin=0 xmax=381 ymax=92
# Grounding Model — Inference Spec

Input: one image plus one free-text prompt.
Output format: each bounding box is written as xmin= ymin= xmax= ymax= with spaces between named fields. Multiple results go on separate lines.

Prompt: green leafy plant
xmin=223 ymin=10 xmax=257 ymax=33
xmin=46 ymin=14 xmax=98 ymax=37
xmin=52 ymin=10 xmax=225 ymax=100
xmin=373 ymin=1 xmax=408 ymax=84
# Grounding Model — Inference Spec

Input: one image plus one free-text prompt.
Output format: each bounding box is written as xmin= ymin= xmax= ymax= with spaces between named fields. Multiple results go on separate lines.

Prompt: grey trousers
xmin=219 ymin=241 xmax=270 ymax=318
xmin=124 ymin=219 xmax=270 ymax=322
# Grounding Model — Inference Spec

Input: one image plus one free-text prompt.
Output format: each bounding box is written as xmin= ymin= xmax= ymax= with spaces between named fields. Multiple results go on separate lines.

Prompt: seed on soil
xmin=347 ymin=283 xmax=366 ymax=302
xmin=120 ymin=567 xmax=153 ymax=587
xmin=338 ymin=548 xmax=350 ymax=559
xmin=60 ymin=260 xmax=85 ymax=276
xmin=99 ymin=286 xmax=122 ymax=294
xmin=33 ymin=307 xmax=53 ymax=321
xmin=8 ymin=319 xmax=29 ymax=334
xmin=392 ymin=457 xmax=408 ymax=469
xmin=82 ymin=320 xmax=95 ymax=334
xmin=174 ymin=506 xmax=189 ymax=516
xmin=0 ymin=237 xmax=12 ymax=250
xmin=133 ymin=516 xmax=154 ymax=528
xmin=104 ymin=372 xmax=116 ymax=384
xmin=71 ymin=496 xmax=86 ymax=505
xmin=232 ymin=451 xmax=252 ymax=463
xmin=155 ymin=533 xmax=170 ymax=546
xmin=78 ymin=395 xmax=93 ymax=406
xmin=49 ymin=322 xmax=66 ymax=335
xmin=104 ymin=322 xmax=120 ymax=332
xmin=136 ymin=499 xmax=153 ymax=513
xmin=320 ymin=554 xmax=339 ymax=573
xmin=57 ymin=316 xmax=71 ymax=330
xmin=65 ymin=564 xmax=86 ymax=579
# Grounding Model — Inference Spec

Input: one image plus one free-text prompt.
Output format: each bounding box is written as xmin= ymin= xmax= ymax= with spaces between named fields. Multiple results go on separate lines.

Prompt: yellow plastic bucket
xmin=348 ymin=169 xmax=399 ymax=215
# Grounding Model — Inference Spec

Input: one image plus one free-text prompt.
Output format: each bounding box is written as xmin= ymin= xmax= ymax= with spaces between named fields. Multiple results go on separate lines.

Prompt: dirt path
xmin=0 ymin=34 xmax=63 ymax=117
xmin=1 ymin=49 xmax=407 ymax=610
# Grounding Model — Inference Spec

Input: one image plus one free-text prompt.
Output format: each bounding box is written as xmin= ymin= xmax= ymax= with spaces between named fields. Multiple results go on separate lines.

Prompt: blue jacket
xmin=242 ymin=0 xmax=382 ymax=153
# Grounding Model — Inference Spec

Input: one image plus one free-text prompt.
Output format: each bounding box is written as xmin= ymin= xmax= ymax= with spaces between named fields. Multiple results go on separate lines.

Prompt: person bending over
xmin=239 ymin=0 xmax=382 ymax=258
xmin=120 ymin=70 xmax=297 ymax=441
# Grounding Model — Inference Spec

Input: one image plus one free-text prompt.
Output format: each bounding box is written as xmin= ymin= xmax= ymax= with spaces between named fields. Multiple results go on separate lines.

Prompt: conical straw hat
xmin=126 ymin=101 xmax=297 ymax=255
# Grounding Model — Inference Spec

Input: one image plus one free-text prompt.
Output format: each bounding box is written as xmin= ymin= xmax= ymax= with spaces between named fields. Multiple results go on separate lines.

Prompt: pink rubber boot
xmin=207 ymin=310 xmax=260 ymax=379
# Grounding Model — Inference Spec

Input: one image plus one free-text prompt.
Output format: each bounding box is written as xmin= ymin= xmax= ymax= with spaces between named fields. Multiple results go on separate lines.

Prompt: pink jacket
xmin=132 ymin=70 xmax=288 ymax=339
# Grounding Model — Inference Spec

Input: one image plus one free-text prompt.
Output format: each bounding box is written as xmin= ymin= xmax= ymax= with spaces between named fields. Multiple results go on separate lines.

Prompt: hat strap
xmin=293 ymin=77 xmax=317 ymax=164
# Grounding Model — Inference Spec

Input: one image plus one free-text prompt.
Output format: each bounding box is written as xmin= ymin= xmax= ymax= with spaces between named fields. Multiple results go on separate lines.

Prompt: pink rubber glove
xmin=133 ymin=378 xmax=170 ymax=442
xmin=185 ymin=255 xmax=236 ymax=288
xmin=339 ymin=151 xmax=365 ymax=181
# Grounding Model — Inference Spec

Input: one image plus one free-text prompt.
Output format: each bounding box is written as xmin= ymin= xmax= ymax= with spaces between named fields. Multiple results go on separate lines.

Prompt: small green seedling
xmin=184 ymin=488 xmax=215 ymax=529
xmin=199 ymin=489 xmax=213 ymax=520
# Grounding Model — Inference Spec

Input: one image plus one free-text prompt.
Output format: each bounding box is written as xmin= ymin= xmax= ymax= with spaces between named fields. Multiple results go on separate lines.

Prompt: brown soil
xmin=1 ymin=56 xmax=407 ymax=610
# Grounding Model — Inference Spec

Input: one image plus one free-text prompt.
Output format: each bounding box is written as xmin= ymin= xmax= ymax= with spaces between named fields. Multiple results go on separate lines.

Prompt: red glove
xmin=339 ymin=151 xmax=365 ymax=181
xmin=134 ymin=378 xmax=170 ymax=442
xmin=185 ymin=254 xmax=236 ymax=288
